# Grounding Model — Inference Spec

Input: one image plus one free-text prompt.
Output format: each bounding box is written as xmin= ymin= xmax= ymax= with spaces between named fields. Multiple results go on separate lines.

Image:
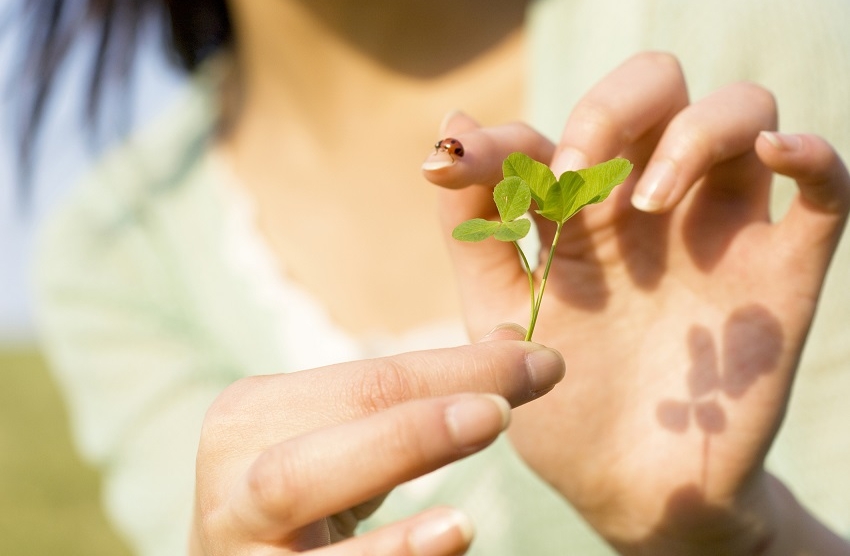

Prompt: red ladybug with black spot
xmin=434 ymin=138 xmax=464 ymax=161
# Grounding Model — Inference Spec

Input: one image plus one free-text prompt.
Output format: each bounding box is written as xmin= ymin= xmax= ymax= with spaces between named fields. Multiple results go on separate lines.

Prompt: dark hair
xmin=14 ymin=0 xmax=232 ymax=187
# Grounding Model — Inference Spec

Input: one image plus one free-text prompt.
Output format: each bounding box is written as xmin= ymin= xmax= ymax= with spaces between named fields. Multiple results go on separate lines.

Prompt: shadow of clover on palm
xmin=656 ymin=304 xmax=784 ymax=484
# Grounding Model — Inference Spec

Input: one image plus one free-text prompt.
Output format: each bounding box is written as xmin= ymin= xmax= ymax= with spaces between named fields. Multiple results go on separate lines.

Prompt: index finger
xmin=238 ymin=338 xmax=565 ymax=434
xmin=421 ymin=114 xmax=555 ymax=190
xmin=311 ymin=338 xmax=563 ymax=417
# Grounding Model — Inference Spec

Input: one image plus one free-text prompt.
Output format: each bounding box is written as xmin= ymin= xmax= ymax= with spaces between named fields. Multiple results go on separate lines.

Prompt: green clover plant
xmin=452 ymin=152 xmax=633 ymax=341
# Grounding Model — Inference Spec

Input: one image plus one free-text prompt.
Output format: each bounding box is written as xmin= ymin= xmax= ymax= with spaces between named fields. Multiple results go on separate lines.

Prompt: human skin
xmin=208 ymin=2 xmax=850 ymax=552
xmin=424 ymin=52 xmax=850 ymax=555
xmin=220 ymin=0 xmax=528 ymax=334
xmin=190 ymin=333 xmax=565 ymax=555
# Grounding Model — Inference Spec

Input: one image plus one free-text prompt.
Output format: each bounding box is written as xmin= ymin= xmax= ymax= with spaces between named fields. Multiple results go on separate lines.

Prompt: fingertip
xmin=550 ymin=146 xmax=589 ymax=175
xmin=421 ymin=157 xmax=458 ymax=172
xmin=445 ymin=394 xmax=511 ymax=452
xmin=758 ymin=130 xmax=803 ymax=152
xmin=756 ymin=131 xmax=850 ymax=214
xmin=482 ymin=394 xmax=512 ymax=429
xmin=756 ymin=131 xmax=812 ymax=164
xmin=333 ymin=506 xmax=474 ymax=556
xmin=630 ymin=158 xmax=677 ymax=214
xmin=424 ymin=120 xmax=555 ymax=191
xmin=408 ymin=507 xmax=474 ymax=556
xmin=423 ymin=112 xmax=477 ymax=185
xmin=630 ymin=192 xmax=666 ymax=213
xmin=474 ymin=330 xmax=566 ymax=400
xmin=421 ymin=151 xmax=474 ymax=189
xmin=524 ymin=346 xmax=566 ymax=395
xmin=477 ymin=323 xmax=527 ymax=342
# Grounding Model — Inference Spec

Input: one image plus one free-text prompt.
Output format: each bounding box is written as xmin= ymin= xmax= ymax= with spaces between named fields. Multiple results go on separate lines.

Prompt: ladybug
xmin=434 ymin=138 xmax=465 ymax=161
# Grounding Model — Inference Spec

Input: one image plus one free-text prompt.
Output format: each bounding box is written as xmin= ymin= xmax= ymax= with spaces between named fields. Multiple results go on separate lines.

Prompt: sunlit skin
xmin=190 ymin=2 xmax=850 ymax=554
xmin=219 ymin=0 xmax=528 ymax=334
xmin=424 ymin=54 xmax=850 ymax=554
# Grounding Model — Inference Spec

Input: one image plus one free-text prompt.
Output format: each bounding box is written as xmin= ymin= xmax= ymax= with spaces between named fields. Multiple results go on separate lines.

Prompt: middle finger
xmin=227 ymin=393 xmax=510 ymax=540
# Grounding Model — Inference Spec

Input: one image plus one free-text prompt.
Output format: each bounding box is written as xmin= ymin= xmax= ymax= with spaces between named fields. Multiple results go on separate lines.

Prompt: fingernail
xmin=525 ymin=347 xmax=566 ymax=393
xmin=421 ymin=157 xmax=455 ymax=171
xmin=445 ymin=394 xmax=511 ymax=449
xmin=479 ymin=323 xmax=527 ymax=342
xmin=632 ymin=158 xmax=676 ymax=213
xmin=409 ymin=509 xmax=475 ymax=556
xmin=760 ymin=131 xmax=802 ymax=151
xmin=551 ymin=147 xmax=589 ymax=174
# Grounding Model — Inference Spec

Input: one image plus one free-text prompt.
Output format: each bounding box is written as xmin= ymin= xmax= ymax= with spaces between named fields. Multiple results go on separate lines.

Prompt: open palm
xmin=425 ymin=53 xmax=850 ymax=551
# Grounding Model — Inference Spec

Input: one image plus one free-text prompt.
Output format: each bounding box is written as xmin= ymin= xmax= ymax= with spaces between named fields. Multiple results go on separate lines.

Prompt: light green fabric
xmin=35 ymin=1 xmax=850 ymax=554
xmin=34 ymin=77 xmax=291 ymax=555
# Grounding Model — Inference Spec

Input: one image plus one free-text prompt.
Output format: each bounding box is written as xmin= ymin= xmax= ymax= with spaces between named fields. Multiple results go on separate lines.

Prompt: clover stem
xmin=513 ymin=241 xmax=536 ymax=336
xmin=525 ymin=222 xmax=563 ymax=341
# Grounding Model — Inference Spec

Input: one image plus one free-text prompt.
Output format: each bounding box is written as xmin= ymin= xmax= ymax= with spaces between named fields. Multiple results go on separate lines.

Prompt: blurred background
xmin=1 ymin=4 xmax=184 ymax=553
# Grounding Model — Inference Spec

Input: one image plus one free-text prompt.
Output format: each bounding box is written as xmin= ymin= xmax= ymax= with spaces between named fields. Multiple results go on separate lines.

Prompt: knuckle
xmin=200 ymin=377 xmax=258 ymax=437
xmin=736 ymin=81 xmax=777 ymax=112
xmin=199 ymin=376 xmax=278 ymax=460
xmin=509 ymin=121 xmax=556 ymax=162
xmin=511 ymin=120 xmax=539 ymax=140
xmin=568 ymin=98 xmax=619 ymax=139
xmin=665 ymin=113 xmax=715 ymax=159
xmin=629 ymin=51 xmax=687 ymax=97
xmin=738 ymin=81 xmax=779 ymax=129
xmin=506 ymin=120 xmax=533 ymax=133
xmin=636 ymin=50 xmax=685 ymax=78
xmin=356 ymin=357 xmax=423 ymax=414
xmin=245 ymin=445 xmax=299 ymax=522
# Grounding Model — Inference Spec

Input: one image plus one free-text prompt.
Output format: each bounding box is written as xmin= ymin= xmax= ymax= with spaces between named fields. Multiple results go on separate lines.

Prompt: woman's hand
xmin=190 ymin=333 xmax=565 ymax=555
xmin=424 ymin=52 xmax=850 ymax=553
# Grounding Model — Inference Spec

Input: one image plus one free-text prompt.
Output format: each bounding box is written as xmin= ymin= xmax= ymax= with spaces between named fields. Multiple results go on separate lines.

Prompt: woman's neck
xmin=216 ymin=0 xmax=529 ymax=334
xmin=226 ymin=0 xmax=529 ymax=141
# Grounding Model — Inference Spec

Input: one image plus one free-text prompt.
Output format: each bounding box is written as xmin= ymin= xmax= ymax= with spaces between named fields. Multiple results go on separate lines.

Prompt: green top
xmin=35 ymin=0 xmax=850 ymax=554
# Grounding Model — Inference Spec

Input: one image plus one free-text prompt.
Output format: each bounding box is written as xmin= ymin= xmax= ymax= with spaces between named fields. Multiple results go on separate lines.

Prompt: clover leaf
xmin=451 ymin=175 xmax=533 ymax=243
xmin=452 ymin=152 xmax=633 ymax=340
